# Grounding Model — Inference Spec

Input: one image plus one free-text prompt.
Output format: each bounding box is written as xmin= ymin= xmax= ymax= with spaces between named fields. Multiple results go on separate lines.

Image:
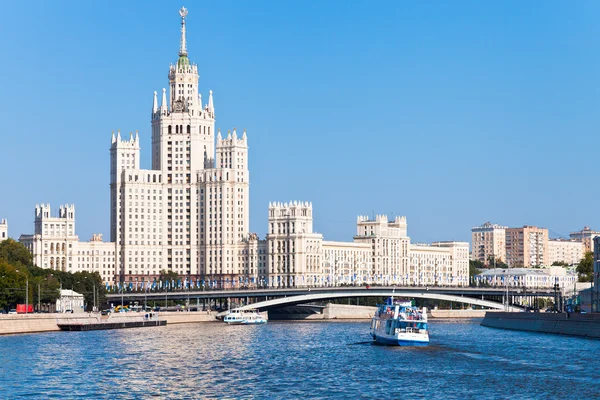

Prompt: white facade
xmin=322 ymin=241 xmax=372 ymax=286
xmin=20 ymin=204 xmax=78 ymax=272
xmin=0 ymin=219 xmax=7 ymax=242
xmin=266 ymin=201 xmax=323 ymax=288
xmin=75 ymin=234 xmax=117 ymax=285
xmin=56 ymin=289 xmax=85 ymax=313
xmin=547 ymin=239 xmax=583 ymax=266
xmin=471 ymin=222 xmax=507 ymax=265
xmin=410 ymin=242 xmax=470 ymax=286
xmin=353 ymin=215 xmax=409 ymax=283
xmin=476 ymin=267 xmax=577 ymax=291
xmin=19 ymin=205 xmax=116 ymax=284
xmin=110 ymin=8 xmax=250 ymax=287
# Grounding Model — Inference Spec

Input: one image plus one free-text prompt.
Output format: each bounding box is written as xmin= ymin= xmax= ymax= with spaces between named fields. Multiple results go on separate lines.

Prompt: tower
xmin=109 ymin=7 xmax=251 ymax=286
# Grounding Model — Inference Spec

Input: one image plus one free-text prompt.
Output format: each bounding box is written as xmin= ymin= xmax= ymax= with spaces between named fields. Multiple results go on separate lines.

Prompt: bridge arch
xmin=234 ymin=291 xmax=517 ymax=312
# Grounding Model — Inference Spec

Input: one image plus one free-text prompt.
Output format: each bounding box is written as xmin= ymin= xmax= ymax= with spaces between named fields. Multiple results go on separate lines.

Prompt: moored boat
xmin=223 ymin=309 xmax=267 ymax=325
xmin=57 ymin=312 xmax=166 ymax=331
xmin=370 ymin=300 xmax=429 ymax=346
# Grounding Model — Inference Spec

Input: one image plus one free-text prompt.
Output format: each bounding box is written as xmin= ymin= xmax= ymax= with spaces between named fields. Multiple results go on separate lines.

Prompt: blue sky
xmin=1 ymin=1 xmax=599 ymax=243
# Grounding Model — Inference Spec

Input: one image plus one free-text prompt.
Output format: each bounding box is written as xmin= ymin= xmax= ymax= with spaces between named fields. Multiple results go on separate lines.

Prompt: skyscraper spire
xmin=179 ymin=7 xmax=188 ymax=57
xmin=161 ymin=88 xmax=167 ymax=111
xmin=208 ymin=90 xmax=214 ymax=112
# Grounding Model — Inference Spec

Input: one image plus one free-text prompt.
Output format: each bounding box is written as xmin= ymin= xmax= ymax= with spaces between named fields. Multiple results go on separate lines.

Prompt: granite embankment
xmin=481 ymin=312 xmax=600 ymax=338
xmin=269 ymin=304 xmax=490 ymax=320
xmin=0 ymin=311 xmax=219 ymax=335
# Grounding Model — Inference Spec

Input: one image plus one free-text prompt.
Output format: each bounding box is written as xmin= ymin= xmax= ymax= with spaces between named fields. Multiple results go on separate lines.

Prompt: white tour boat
xmin=370 ymin=300 xmax=429 ymax=346
xmin=223 ymin=309 xmax=267 ymax=325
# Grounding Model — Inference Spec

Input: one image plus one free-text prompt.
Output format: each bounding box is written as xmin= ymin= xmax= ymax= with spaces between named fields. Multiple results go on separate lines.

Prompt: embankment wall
xmin=481 ymin=312 xmax=600 ymax=338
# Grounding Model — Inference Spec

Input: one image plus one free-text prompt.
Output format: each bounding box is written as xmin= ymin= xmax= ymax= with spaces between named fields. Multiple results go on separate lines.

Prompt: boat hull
xmin=57 ymin=320 xmax=166 ymax=331
xmin=372 ymin=332 xmax=429 ymax=346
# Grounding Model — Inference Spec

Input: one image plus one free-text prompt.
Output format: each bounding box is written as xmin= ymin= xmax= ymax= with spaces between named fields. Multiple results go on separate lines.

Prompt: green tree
xmin=0 ymin=260 xmax=30 ymax=310
xmin=0 ymin=239 xmax=33 ymax=270
xmin=552 ymin=261 xmax=570 ymax=267
xmin=469 ymin=260 xmax=483 ymax=286
xmin=159 ymin=269 xmax=179 ymax=283
xmin=576 ymin=251 xmax=594 ymax=282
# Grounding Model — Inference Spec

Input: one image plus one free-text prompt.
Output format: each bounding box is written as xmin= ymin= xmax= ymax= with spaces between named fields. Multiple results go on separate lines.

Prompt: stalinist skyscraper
xmin=110 ymin=8 xmax=250 ymax=287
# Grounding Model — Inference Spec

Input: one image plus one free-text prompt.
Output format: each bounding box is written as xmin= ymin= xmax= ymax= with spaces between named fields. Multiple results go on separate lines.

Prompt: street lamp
xmin=15 ymin=270 xmax=29 ymax=314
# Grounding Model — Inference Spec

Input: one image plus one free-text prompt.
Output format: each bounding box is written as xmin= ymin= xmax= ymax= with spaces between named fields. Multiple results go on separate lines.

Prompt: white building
xmin=476 ymin=267 xmax=577 ymax=291
xmin=0 ymin=219 xmax=7 ymax=242
xmin=56 ymin=289 xmax=85 ymax=313
xmin=410 ymin=242 xmax=470 ymax=286
xmin=110 ymin=8 xmax=249 ymax=287
xmin=471 ymin=222 xmax=507 ymax=265
xmin=570 ymin=226 xmax=600 ymax=254
xmin=75 ymin=234 xmax=117 ymax=285
xmin=20 ymin=204 xmax=78 ymax=272
xmin=547 ymin=239 xmax=583 ymax=266
xmin=19 ymin=205 xmax=117 ymax=284
xmin=353 ymin=215 xmax=410 ymax=284
xmin=266 ymin=201 xmax=323 ymax=288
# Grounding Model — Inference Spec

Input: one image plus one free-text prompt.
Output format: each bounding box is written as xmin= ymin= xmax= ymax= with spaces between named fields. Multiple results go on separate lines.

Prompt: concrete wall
xmin=429 ymin=310 xmax=488 ymax=318
xmin=0 ymin=311 xmax=221 ymax=335
xmin=481 ymin=312 xmax=600 ymax=338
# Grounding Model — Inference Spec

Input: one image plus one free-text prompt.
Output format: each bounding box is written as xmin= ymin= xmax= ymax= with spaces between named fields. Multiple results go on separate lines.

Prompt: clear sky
xmin=1 ymin=1 xmax=599 ymax=244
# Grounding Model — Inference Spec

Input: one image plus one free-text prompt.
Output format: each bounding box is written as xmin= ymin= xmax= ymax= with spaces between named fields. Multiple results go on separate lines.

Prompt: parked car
xmin=8 ymin=309 xmax=17 ymax=314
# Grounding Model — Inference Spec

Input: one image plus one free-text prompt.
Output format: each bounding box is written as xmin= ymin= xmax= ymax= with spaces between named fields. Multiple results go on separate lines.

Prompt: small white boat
xmin=370 ymin=300 xmax=429 ymax=346
xmin=223 ymin=309 xmax=267 ymax=325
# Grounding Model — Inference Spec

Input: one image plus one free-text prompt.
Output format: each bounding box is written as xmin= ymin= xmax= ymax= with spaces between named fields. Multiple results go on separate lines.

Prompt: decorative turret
xmin=208 ymin=90 xmax=214 ymax=112
xmin=153 ymin=91 xmax=158 ymax=114
xmin=161 ymin=88 xmax=167 ymax=112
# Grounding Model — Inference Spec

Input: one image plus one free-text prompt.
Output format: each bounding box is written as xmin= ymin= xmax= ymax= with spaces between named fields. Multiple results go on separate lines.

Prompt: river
xmin=0 ymin=319 xmax=598 ymax=399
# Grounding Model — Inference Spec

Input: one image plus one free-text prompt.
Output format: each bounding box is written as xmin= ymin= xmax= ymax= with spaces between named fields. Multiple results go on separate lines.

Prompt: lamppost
xmin=16 ymin=270 xmax=29 ymax=314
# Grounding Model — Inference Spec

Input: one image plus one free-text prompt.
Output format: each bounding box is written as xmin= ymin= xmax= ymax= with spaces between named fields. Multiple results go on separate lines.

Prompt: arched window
xmin=168 ymin=125 xmax=172 ymax=134
xmin=176 ymin=125 xmax=179 ymax=133
xmin=187 ymin=125 xmax=191 ymax=134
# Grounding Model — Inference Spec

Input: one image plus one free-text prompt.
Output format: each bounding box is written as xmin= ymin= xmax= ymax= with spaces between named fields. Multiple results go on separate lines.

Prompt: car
xmin=100 ymin=310 xmax=110 ymax=316
xmin=8 ymin=309 xmax=17 ymax=314
xmin=0 ymin=310 xmax=6 ymax=314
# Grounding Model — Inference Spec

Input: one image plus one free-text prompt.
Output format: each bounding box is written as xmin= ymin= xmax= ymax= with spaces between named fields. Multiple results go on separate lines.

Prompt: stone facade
xmin=0 ymin=219 xmax=7 ymax=242
xmin=110 ymin=9 xmax=249 ymax=287
xmin=471 ymin=222 xmax=507 ymax=265
xmin=570 ymin=226 xmax=600 ymax=254
xmin=20 ymin=204 xmax=78 ymax=272
xmin=547 ymin=239 xmax=583 ymax=266
xmin=476 ymin=267 xmax=577 ymax=290
xmin=19 ymin=205 xmax=116 ymax=284
xmin=505 ymin=226 xmax=549 ymax=267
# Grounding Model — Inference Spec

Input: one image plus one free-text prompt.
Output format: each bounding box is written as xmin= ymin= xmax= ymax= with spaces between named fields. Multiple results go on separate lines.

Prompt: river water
xmin=0 ymin=319 xmax=598 ymax=399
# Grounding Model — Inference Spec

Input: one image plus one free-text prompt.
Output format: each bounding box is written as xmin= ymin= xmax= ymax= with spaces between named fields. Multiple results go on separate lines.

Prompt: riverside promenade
xmin=0 ymin=311 xmax=219 ymax=335
xmin=481 ymin=311 xmax=600 ymax=338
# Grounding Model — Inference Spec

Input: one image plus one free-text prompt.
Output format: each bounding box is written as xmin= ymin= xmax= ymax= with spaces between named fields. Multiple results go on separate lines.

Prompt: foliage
xmin=552 ymin=261 xmax=570 ymax=267
xmin=159 ymin=269 xmax=179 ymax=283
xmin=0 ymin=239 xmax=33 ymax=269
xmin=469 ymin=260 xmax=483 ymax=277
xmin=486 ymin=256 xmax=508 ymax=269
xmin=576 ymin=251 xmax=594 ymax=282
xmin=0 ymin=240 xmax=106 ymax=311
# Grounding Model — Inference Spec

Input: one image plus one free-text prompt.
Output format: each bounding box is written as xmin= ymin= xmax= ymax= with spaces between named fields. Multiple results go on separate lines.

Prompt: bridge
xmin=107 ymin=286 xmax=547 ymax=311
xmin=232 ymin=289 xmax=522 ymax=312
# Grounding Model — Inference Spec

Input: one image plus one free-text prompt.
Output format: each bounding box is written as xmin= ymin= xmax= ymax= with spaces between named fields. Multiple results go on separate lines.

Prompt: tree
xmin=0 ymin=260 xmax=30 ymax=310
xmin=552 ymin=261 xmax=570 ymax=267
xmin=469 ymin=260 xmax=483 ymax=276
xmin=576 ymin=251 xmax=594 ymax=282
xmin=159 ymin=269 xmax=179 ymax=283
xmin=0 ymin=239 xmax=33 ymax=270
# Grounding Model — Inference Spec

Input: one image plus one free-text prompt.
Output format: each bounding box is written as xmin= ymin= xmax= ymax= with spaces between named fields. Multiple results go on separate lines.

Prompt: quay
xmin=0 ymin=311 xmax=219 ymax=335
xmin=481 ymin=311 xmax=600 ymax=339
